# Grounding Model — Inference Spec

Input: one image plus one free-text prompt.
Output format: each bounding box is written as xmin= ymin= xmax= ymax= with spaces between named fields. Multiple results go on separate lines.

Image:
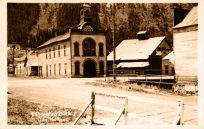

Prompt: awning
xmin=117 ymin=62 xmax=149 ymax=68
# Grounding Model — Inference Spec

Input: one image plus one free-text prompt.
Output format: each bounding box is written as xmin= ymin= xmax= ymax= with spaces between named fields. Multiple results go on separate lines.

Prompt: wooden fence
xmin=73 ymin=91 xmax=128 ymax=125
xmin=73 ymin=91 xmax=184 ymax=125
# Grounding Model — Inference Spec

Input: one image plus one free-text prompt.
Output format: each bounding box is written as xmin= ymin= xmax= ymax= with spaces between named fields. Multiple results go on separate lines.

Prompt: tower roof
xmin=82 ymin=3 xmax=91 ymax=8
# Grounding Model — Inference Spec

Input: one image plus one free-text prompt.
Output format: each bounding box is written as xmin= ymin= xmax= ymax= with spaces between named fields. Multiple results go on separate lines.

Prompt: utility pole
xmin=12 ymin=44 xmax=15 ymax=76
xmin=112 ymin=3 xmax=116 ymax=81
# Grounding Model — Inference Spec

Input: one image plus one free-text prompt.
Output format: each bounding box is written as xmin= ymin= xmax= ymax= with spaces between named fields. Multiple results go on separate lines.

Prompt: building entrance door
xmin=83 ymin=60 xmax=96 ymax=77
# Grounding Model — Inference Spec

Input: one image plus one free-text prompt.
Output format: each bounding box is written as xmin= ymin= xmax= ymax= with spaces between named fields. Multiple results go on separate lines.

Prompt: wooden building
xmin=14 ymin=50 xmax=39 ymax=76
xmin=162 ymin=51 xmax=175 ymax=76
xmin=173 ymin=6 xmax=198 ymax=83
xmin=107 ymin=31 xmax=171 ymax=76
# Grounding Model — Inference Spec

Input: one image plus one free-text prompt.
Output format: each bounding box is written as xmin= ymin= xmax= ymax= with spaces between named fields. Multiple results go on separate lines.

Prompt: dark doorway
xmin=83 ymin=60 xmax=96 ymax=77
xmin=30 ymin=66 xmax=39 ymax=76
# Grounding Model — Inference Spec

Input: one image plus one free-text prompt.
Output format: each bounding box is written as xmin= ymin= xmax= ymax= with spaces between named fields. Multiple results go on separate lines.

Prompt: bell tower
xmin=79 ymin=3 xmax=92 ymax=25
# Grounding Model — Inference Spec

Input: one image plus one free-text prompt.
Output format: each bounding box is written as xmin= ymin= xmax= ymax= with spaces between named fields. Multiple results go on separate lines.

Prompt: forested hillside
xmin=7 ymin=3 xmax=197 ymax=52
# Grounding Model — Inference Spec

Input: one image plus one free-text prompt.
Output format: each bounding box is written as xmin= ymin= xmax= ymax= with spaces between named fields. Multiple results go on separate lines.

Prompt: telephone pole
xmin=112 ymin=3 xmax=116 ymax=81
xmin=12 ymin=44 xmax=15 ymax=76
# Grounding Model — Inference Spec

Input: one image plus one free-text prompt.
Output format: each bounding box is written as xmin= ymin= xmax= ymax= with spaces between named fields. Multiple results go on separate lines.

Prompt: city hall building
xmin=37 ymin=4 xmax=107 ymax=78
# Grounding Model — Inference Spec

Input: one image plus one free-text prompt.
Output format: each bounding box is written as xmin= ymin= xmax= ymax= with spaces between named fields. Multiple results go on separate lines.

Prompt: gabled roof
xmin=37 ymin=32 xmax=70 ymax=48
xmin=174 ymin=6 xmax=198 ymax=29
xmin=163 ymin=51 xmax=174 ymax=64
xmin=107 ymin=36 xmax=165 ymax=61
xmin=14 ymin=55 xmax=26 ymax=62
xmin=26 ymin=53 xmax=38 ymax=66
xmin=14 ymin=51 xmax=33 ymax=62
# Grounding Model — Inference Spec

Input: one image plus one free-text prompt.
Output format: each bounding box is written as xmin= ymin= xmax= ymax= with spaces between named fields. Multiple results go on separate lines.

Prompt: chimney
xmin=137 ymin=30 xmax=149 ymax=40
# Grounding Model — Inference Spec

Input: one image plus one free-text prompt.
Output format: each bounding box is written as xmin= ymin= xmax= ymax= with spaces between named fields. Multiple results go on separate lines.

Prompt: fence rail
xmin=73 ymin=91 xmax=128 ymax=125
xmin=73 ymin=91 xmax=184 ymax=125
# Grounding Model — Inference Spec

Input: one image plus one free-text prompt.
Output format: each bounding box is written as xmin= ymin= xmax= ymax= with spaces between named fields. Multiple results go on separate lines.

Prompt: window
xmin=83 ymin=25 xmax=94 ymax=32
xmin=50 ymin=65 xmax=51 ymax=76
xmin=58 ymin=45 xmax=60 ymax=57
xmin=54 ymin=64 xmax=56 ymax=76
xmin=59 ymin=63 xmax=61 ymax=75
xmin=46 ymin=49 xmax=47 ymax=59
xmin=74 ymin=42 xmax=79 ymax=56
xmin=172 ymin=67 xmax=175 ymax=75
xmin=49 ymin=48 xmax=51 ymax=59
xmin=75 ymin=61 xmax=80 ymax=75
xmin=64 ymin=45 xmax=66 ymax=56
xmin=83 ymin=38 xmax=96 ymax=56
xmin=99 ymin=43 xmax=104 ymax=56
xmin=64 ymin=63 xmax=67 ymax=76
xmin=165 ymin=65 xmax=168 ymax=75
xmin=46 ymin=65 xmax=48 ymax=77
xmin=99 ymin=61 xmax=104 ymax=75
xmin=53 ymin=47 xmax=55 ymax=58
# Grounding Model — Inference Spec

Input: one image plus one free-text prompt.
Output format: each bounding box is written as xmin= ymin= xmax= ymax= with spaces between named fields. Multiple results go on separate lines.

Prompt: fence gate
xmin=73 ymin=91 xmax=128 ymax=125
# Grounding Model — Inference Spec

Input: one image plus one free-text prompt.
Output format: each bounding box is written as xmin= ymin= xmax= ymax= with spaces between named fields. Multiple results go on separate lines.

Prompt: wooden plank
xmin=123 ymin=97 xmax=128 ymax=125
xmin=73 ymin=99 xmax=93 ymax=125
xmin=94 ymin=91 xmax=127 ymax=99
xmin=172 ymin=101 xmax=184 ymax=125
xmin=91 ymin=91 xmax=95 ymax=124
xmin=113 ymin=107 xmax=125 ymax=125
xmin=172 ymin=116 xmax=181 ymax=125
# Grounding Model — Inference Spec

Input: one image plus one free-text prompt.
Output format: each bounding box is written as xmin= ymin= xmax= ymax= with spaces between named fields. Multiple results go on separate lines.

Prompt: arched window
xmin=99 ymin=61 xmax=104 ymax=75
xmin=74 ymin=42 xmax=79 ymax=56
xmin=75 ymin=61 xmax=80 ymax=75
xmin=99 ymin=43 xmax=104 ymax=56
xmin=83 ymin=38 xmax=96 ymax=56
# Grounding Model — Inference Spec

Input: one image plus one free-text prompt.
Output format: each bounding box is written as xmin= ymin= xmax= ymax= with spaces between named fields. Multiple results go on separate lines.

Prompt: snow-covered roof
xmin=14 ymin=51 xmax=33 ymax=62
xmin=14 ymin=55 xmax=26 ymax=62
xmin=163 ymin=51 xmax=174 ymax=64
xmin=38 ymin=32 xmax=70 ymax=48
xmin=117 ymin=62 xmax=149 ymax=68
xmin=107 ymin=36 xmax=165 ymax=61
xmin=174 ymin=6 xmax=198 ymax=29
xmin=137 ymin=30 xmax=147 ymax=35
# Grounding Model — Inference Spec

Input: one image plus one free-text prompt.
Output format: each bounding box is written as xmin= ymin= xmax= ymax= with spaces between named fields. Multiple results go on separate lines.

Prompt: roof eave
xmin=37 ymin=37 xmax=70 ymax=49
xmin=173 ymin=24 xmax=198 ymax=29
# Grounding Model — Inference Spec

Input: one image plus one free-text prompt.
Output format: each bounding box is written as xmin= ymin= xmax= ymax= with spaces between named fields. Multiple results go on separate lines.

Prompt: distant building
xmin=37 ymin=4 xmax=107 ymax=78
xmin=162 ymin=51 xmax=175 ymax=76
xmin=14 ymin=50 xmax=39 ymax=76
xmin=173 ymin=6 xmax=197 ymax=83
xmin=107 ymin=31 xmax=171 ymax=75
xmin=14 ymin=55 xmax=26 ymax=76
xmin=7 ymin=43 xmax=23 ymax=50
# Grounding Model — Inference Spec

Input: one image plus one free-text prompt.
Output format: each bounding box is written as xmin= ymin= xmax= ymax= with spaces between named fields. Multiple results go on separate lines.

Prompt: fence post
xmin=104 ymin=74 xmax=106 ymax=81
xmin=123 ymin=97 xmax=128 ymax=125
xmin=90 ymin=91 xmax=95 ymax=125
xmin=177 ymin=101 xmax=184 ymax=125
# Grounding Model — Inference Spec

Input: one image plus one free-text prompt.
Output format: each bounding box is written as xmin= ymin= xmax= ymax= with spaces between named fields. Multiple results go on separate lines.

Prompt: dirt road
xmin=8 ymin=77 xmax=197 ymax=125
